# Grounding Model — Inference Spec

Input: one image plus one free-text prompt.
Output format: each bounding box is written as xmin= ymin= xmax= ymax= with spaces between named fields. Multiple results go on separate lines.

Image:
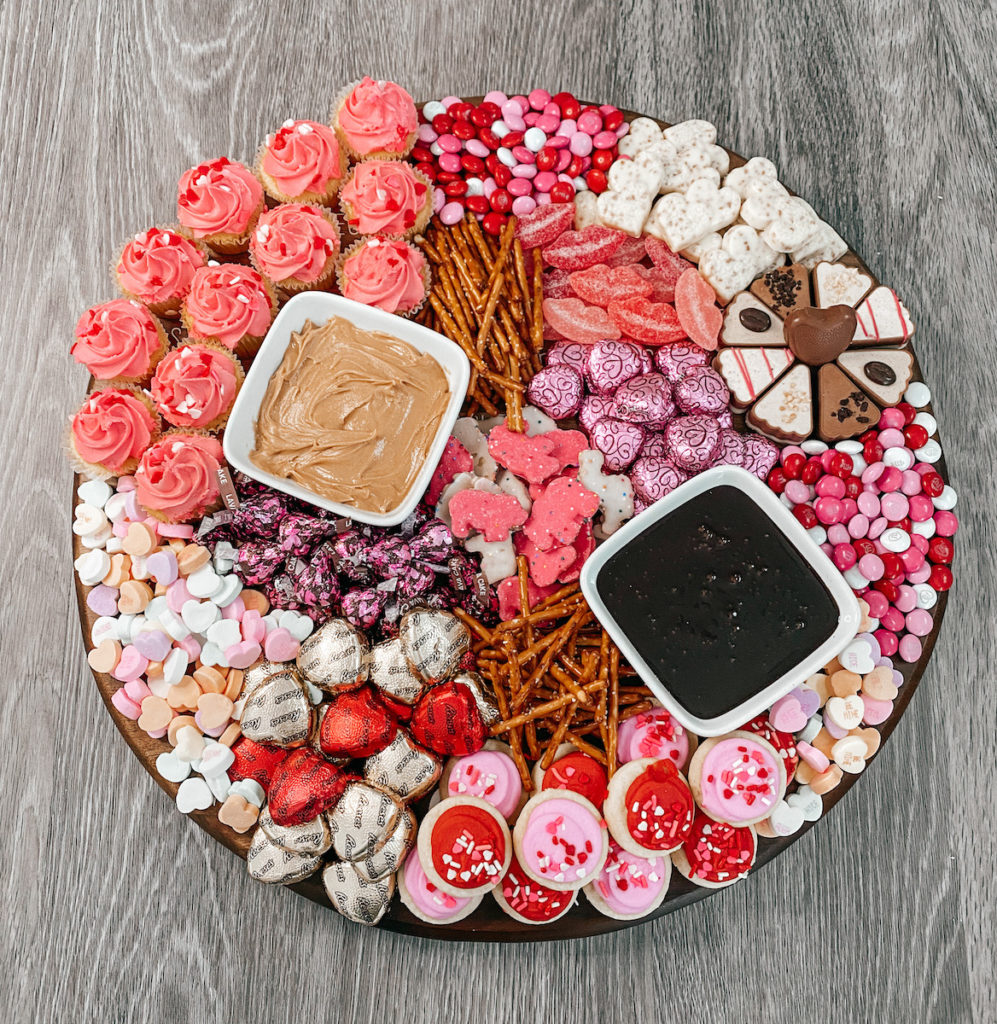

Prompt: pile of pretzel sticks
xmin=455 ymin=558 xmax=657 ymax=789
xmin=415 ymin=214 xmax=541 ymax=430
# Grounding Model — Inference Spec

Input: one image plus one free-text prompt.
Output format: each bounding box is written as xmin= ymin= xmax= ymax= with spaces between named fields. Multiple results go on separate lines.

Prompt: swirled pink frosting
xmin=151 ymin=344 xmax=239 ymax=428
xmin=71 ymin=299 xmax=163 ymax=380
xmin=340 ymin=238 xmax=427 ymax=313
xmin=135 ymin=433 xmax=223 ymax=521
xmin=336 ymin=77 xmax=417 ymax=156
xmin=183 ymin=263 xmax=273 ymax=348
xmin=72 ymin=388 xmax=158 ymax=472
xmin=340 ymin=161 xmax=428 ymax=236
xmin=249 ymin=204 xmax=340 ymax=284
xmin=116 ymin=228 xmax=205 ymax=306
xmin=262 ymin=120 xmax=343 ymax=198
xmin=177 ymin=157 xmax=263 ymax=239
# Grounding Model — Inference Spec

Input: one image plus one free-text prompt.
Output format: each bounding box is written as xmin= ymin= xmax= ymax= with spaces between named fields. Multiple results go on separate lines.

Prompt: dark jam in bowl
xmin=595 ymin=484 xmax=840 ymax=721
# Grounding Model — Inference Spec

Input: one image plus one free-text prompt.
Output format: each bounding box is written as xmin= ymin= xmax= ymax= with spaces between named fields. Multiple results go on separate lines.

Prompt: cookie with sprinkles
xmin=492 ymin=853 xmax=577 ymax=925
xmin=671 ymin=813 xmax=758 ymax=889
xmin=604 ymin=757 xmax=695 ymax=857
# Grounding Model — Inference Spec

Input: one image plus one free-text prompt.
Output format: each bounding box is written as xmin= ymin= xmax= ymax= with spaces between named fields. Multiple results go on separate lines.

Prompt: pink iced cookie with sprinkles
xmin=397 ymin=848 xmax=481 ymax=925
xmin=617 ymin=706 xmax=698 ymax=771
xmin=442 ymin=747 xmax=523 ymax=821
xmin=584 ymin=840 xmax=670 ymax=921
xmin=688 ymin=731 xmax=787 ymax=827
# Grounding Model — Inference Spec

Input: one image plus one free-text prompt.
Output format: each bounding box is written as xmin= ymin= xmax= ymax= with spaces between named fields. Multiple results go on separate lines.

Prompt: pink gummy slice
xmin=542 ymin=225 xmax=625 ymax=271
xmin=426 ymin=435 xmax=473 ymax=505
xmin=607 ymin=297 xmax=687 ymax=346
xmin=568 ymin=264 xmax=653 ymax=307
xmin=674 ymin=268 xmax=722 ymax=351
xmin=605 ymin=234 xmax=647 ymax=266
xmin=543 ymin=297 xmax=621 ymax=344
xmin=631 ymin=264 xmax=679 ymax=303
xmin=644 ymin=237 xmax=695 ymax=280
xmin=543 ymin=268 xmax=575 ymax=299
xmin=514 ymin=203 xmax=575 ymax=250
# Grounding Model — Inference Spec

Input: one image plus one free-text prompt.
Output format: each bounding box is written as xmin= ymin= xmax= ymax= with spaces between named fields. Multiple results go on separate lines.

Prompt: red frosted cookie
xmin=671 ymin=812 xmax=757 ymax=888
xmin=604 ymin=757 xmax=695 ymax=856
xmin=492 ymin=853 xmax=577 ymax=925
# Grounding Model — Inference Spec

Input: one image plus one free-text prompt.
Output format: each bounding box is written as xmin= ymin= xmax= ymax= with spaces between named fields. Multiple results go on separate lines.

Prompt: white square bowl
xmin=222 ymin=292 xmax=470 ymax=527
xmin=579 ymin=464 xmax=861 ymax=737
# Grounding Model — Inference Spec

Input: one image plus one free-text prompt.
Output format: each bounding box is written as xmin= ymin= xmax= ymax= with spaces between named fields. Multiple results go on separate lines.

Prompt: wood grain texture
xmin=1 ymin=0 xmax=994 ymax=1021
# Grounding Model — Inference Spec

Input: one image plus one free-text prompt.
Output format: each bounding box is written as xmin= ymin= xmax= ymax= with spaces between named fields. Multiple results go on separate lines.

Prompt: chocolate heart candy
xmin=817 ymin=364 xmax=881 ymax=442
xmin=319 ymin=685 xmax=398 ymax=758
xmin=228 ymin=736 xmax=290 ymax=792
xmin=239 ymin=670 xmax=312 ymax=748
xmin=663 ymin=414 xmax=722 ymax=472
xmin=354 ymin=807 xmax=417 ymax=883
xmin=585 ymin=340 xmax=647 ymax=395
xmin=711 ymin=427 xmax=747 ymax=468
xmin=258 ymin=804 xmax=332 ymax=855
xmin=322 ymin=861 xmax=395 ymax=925
xmin=247 ymin=828 xmax=321 ymax=885
xmin=399 ymin=609 xmax=469 ymax=683
xmin=327 ymin=781 xmax=401 ymax=861
xmin=784 ymin=304 xmax=857 ymax=366
xmin=578 ymin=394 xmax=617 ymax=433
xmin=613 ymin=372 xmax=675 ymax=428
xmin=591 ymin=417 xmax=647 ymax=472
xmin=410 ymin=679 xmax=487 ymax=756
xmin=268 ymin=749 xmax=353 ymax=827
xmin=364 ymin=728 xmax=442 ymax=801
xmin=526 ymin=365 xmax=584 ymax=419
xmin=296 ymin=619 xmax=370 ymax=693
xmin=740 ymin=434 xmax=780 ymax=479
xmin=369 ymin=636 xmax=426 ymax=705
xmin=654 ymin=341 xmax=709 ymax=385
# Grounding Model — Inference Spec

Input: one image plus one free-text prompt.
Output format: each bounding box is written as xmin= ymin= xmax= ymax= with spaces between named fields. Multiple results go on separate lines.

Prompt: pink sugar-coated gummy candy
xmin=112 ymin=645 xmax=148 ymax=682
xmin=934 ymin=510 xmax=959 ymax=536
xmin=147 ymin=550 xmax=179 ymax=585
xmin=898 ymin=634 xmax=923 ymax=662
xmin=221 ymin=596 xmax=246 ymax=621
xmin=225 ymin=641 xmax=263 ymax=670
xmin=87 ymin=584 xmax=120 ymax=616
xmin=861 ymin=694 xmax=893 ymax=725
xmin=796 ymin=741 xmax=830 ymax=773
xmin=111 ymin=689 xmax=142 ymax=720
xmin=241 ymin=610 xmax=266 ymax=644
xmin=874 ymin=629 xmax=899 ymax=657
xmin=264 ymin=627 xmax=301 ymax=662
xmin=157 ymin=523 xmax=194 ymax=539
xmin=167 ymin=579 xmax=193 ymax=614
xmin=123 ymin=679 xmax=152 ymax=704
xmin=132 ymin=629 xmax=172 ymax=662
xmin=905 ymin=608 xmax=934 ymax=636
xmin=179 ymin=635 xmax=202 ymax=661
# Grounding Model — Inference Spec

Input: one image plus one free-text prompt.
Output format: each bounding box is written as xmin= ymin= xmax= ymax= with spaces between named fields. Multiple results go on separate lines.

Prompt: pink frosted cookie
xmin=397 ymin=847 xmax=482 ymax=924
xmin=512 ymin=789 xmax=609 ymax=891
xmin=687 ymin=730 xmax=787 ymax=827
xmin=583 ymin=840 xmax=670 ymax=920
xmin=604 ymin=758 xmax=695 ymax=857
xmin=617 ymin=706 xmax=698 ymax=771
xmin=440 ymin=744 xmax=523 ymax=821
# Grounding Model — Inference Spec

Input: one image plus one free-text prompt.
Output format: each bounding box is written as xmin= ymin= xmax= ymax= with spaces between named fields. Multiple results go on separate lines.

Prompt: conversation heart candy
xmin=526 ymin=365 xmax=585 ymax=419
xmin=543 ymin=297 xmax=621 ymax=344
xmin=607 ymin=297 xmax=687 ymax=346
xmin=673 ymin=365 xmax=730 ymax=416
xmin=664 ymin=415 xmax=722 ymax=471
xmin=543 ymin=225 xmax=626 ymax=271
xmin=674 ymin=268 xmax=722 ymax=351
xmin=568 ymin=264 xmax=653 ymax=307
xmin=613 ymin=373 xmax=675 ymax=428
xmin=590 ymin=418 xmax=647 ymax=472
xmin=585 ymin=340 xmax=647 ymax=395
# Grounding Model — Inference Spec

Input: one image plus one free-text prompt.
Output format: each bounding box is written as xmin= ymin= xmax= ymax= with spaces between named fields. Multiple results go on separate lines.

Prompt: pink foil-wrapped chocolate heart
xmin=654 ymin=341 xmax=710 ymax=385
xmin=741 ymin=434 xmax=780 ymax=479
xmin=612 ymin=373 xmax=675 ymax=429
xmin=545 ymin=341 xmax=590 ymax=376
xmin=579 ymin=393 xmax=617 ymax=433
xmin=712 ymin=427 xmax=747 ymax=467
xmin=585 ymin=340 xmax=646 ymax=395
xmin=673 ymin=366 xmax=730 ymax=416
xmin=630 ymin=456 xmax=690 ymax=503
xmin=590 ymin=417 xmax=647 ymax=471
xmin=640 ymin=433 xmax=669 ymax=458
xmin=664 ymin=414 xmax=722 ymax=472
xmin=526 ymin=365 xmax=584 ymax=420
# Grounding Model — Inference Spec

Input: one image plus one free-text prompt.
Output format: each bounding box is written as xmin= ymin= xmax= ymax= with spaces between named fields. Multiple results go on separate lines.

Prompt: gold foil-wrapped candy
xmin=247 ymin=828 xmax=321 ymax=885
xmin=369 ymin=637 xmax=426 ymax=705
xmin=354 ymin=807 xmax=416 ymax=883
xmin=326 ymin=781 xmax=401 ymax=861
xmin=297 ymin=619 xmax=370 ymax=693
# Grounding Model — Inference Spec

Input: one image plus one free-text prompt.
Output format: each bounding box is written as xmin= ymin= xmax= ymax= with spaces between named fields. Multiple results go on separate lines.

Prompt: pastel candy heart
xmin=174 ymin=725 xmax=206 ymax=763
xmin=768 ymin=694 xmax=807 ymax=734
xmin=225 ymin=640 xmax=263 ymax=670
xmin=838 ymin=638 xmax=875 ymax=675
xmin=786 ymin=784 xmax=823 ymax=822
xmin=279 ymin=610 xmax=315 ymax=642
xmin=156 ymin=750 xmax=191 ymax=784
xmin=591 ymin=418 xmax=646 ymax=472
xmin=794 ymin=685 xmax=821 ymax=718
xmin=132 ymin=628 xmax=172 ymax=662
xmin=147 ymin=550 xmax=179 ymax=585
xmin=764 ymin=800 xmax=805 ymax=837
xmin=206 ymin=618 xmax=242 ymax=650
xmin=175 ymin=777 xmax=214 ymax=814
xmin=825 ymin=695 xmax=864 ymax=731
xmin=186 ymin=565 xmax=223 ymax=599
xmin=197 ymin=740 xmax=235 ymax=777
xmin=264 ymin=627 xmax=301 ymax=663
xmin=112 ymin=644 xmax=148 ymax=682
xmin=181 ymin=599 xmax=220 ymax=635
xmin=86 ymin=584 xmax=120 ymax=617
xmin=241 ymin=609 xmax=267 ymax=644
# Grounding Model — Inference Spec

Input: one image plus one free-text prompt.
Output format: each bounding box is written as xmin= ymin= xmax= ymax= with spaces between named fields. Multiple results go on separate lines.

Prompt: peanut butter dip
xmin=251 ymin=315 xmax=449 ymax=513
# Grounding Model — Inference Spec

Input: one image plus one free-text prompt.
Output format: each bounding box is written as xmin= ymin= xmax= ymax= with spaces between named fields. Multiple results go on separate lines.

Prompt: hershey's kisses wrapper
xmin=322 ymin=861 xmax=395 ymax=926
xmin=278 ymin=512 xmax=334 ymax=555
xmin=243 ymin=657 xmax=289 ymax=699
xmin=231 ymin=492 xmax=288 ymax=541
xmin=369 ymin=637 xmax=426 ymax=706
xmin=326 ymin=781 xmax=401 ymax=862
xmin=451 ymin=671 xmax=501 ymax=728
xmin=239 ymin=670 xmax=312 ymax=748
xmin=235 ymin=540 xmax=285 ymax=586
xmin=258 ymin=804 xmax=332 ymax=856
xmin=297 ymin=619 xmax=370 ymax=693
xmin=363 ymin=729 xmax=442 ymax=802
xmin=399 ymin=608 xmax=470 ymax=683
xmin=247 ymin=827 xmax=321 ymax=885
xmin=354 ymin=807 xmax=416 ymax=883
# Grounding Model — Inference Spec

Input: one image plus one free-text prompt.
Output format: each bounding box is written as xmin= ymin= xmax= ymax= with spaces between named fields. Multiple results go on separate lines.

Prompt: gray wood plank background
xmin=2 ymin=0 xmax=994 ymax=1021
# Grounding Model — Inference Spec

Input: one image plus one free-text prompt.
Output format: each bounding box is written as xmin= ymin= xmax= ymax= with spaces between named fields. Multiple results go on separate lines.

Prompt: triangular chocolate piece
xmin=837 ymin=348 xmax=914 ymax=406
xmin=852 ymin=286 xmax=915 ymax=345
xmin=813 ymin=261 xmax=873 ymax=308
xmin=720 ymin=292 xmax=786 ymax=346
xmin=714 ymin=347 xmax=795 ymax=410
xmin=747 ymin=363 xmax=813 ymax=443
xmin=750 ymin=263 xmax=812 ymax=319
xmin=818 ymin=364 xmax=881 ymax=442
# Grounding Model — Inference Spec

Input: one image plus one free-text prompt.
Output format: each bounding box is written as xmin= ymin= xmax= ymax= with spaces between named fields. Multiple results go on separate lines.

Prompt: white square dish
xmin=222 ymin=292 xmax=470 ymax=527
xmin=579 ymin=464 xmax=861 ymax=737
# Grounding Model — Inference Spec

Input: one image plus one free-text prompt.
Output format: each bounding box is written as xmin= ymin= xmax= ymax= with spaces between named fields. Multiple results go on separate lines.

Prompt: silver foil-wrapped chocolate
xmin=326 ymin=781 xmax=401 ymax=861
xmin=322 ymin=861 xmax=395 ymax=925
xmin=243 ymin=657 xmax=288 ymax=697
xmin=354 ymin=807 xmax=416 ymax=883
xmin=239 ymin=670 xmax=312 ymax=748
xmin=258 ymin=805 xmax=332 ymax=856
xmin=451 ymin=671 xmax=501 ymax=728
xmin=297 ymin=619 xmax=369 ymax=693
xmin=369 ymin=637 xmax=426 ymax=706
xmin=363 ymin=730 xmax=442 ymax=802
xmin=399 ymin=609 xmax=470 ymax=683
xmin=247 ymin=828 xmax=321 ymax=884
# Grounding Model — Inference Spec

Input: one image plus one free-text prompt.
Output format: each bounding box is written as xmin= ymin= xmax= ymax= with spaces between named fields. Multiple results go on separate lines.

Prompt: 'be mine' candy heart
xmin=543 ymin=225 xmax=626 ymax=271
xmin=409 ymin=680 xmax=486 ymax=756
xmin=674 ymin=268 xmax=723 ymax=351
xmin=526 ymin=365 xmax=585 ymax=419
xmin=542 ymin=298 xmax=621 ymax=344
xmin=607 ymin=297 xmax=687 ymax=346
xmin=613 ymin=373 xmax=675 ymax=429
xmin=515 ymin=203 xmax=576 ymax=250
xmin=768 ymin=694 xmax=807 ymax=734
xmin=664 ymin=415 xmax=722 ymax=472
xmin=568 ymin=264 xmax=653 ymax=307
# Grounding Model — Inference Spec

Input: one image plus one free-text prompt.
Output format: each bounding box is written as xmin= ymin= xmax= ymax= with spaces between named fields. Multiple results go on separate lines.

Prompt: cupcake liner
xmin=330 ymin=80 xmax=417 ymax=163
xmin=151 ymin=339 xmax=245 ymax=434
xmin=338 ymin=161 xmax=434 ymax=242
xmin=136 ymin=427 xmax=225 ymax=524
xmin=66 ymin=384 xmax=162 ymax=481
xmin=110 ymin=225 xmax=210 ymax=319
xmin=335 ymin=236 xmax=431 ymax=319
xmin=253 ymin=134 xmax=344 ymax=207
xmin=247 ymin=205 xmax=341 ymax=294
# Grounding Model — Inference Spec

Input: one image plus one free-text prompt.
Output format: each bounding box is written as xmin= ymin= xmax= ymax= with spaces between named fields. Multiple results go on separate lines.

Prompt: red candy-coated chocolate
xmin=928 ymin=537 xmax=954 ymax=564
xmin=792 ymin=503 xmax=818 ymax=529
xmin=896 ymin=401 xmax=917 ymax=424
xmin=801 ymin=457 xmax=823 ymax=485
xmin=767 ymin=466 xmax=788 ymax=493
xmin=929 ymin=564 xmax=953 ymax=591
xmin=782 ymin=452 xmax=806 ymax=480
xmin=549 ymin=181 xmax=576 ymax=203
xmin=903 ymin=424 xmax=929 ymax=450
xmin=482 ymin=211 xmax=504 ymax=236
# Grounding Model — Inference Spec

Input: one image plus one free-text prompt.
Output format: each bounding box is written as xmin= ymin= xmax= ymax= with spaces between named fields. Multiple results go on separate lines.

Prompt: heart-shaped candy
xmin=786 ymin=785 xmax=824 ymax=823
xmin=364 ymin=729 xmax=442 ymax=801
xmin=228 ymin=736 xmax=289 ymax=792
xmin=258 ymin=803 xmax=332 ymax=855
xmin=767 ymin=694 xmax=807 ymax=734
xmin=264 ymin=626 xmax=300 ymax=663
xmin=319 ymin=685 xmax=398 ymax=758
xmin=409 ymin=680 xmax=486 ymax=756
xmin=784 ymin=304 xmax=857 ymax=366
xmin=322 ymin=861 xmax=395 ymax=925
xmin=764 ymin=800 xmax=806 ymax=837
xmin=613 ymin=372 xmax=675 ymax=428
xmin=824 ymin=695 xmax=864 ymax=731
xmin=327 ymin=781 xmax=401 ymax=861
xmin=247 ymin=828 xmax=321 ymax=884
xmin=217 ymin=793 xmax=260 ymax=834
xmin=838 ymin=638 xmax=875 ymax=675
xmin=354 ymin=807 xmax=416 ymax=883
xmin=239 ymin=670 xmax=312 ymax=748
xmin=268 ymin=749 xmax=353 ymax=827
xmin=591 ymin=417 xmax=646 ymax=472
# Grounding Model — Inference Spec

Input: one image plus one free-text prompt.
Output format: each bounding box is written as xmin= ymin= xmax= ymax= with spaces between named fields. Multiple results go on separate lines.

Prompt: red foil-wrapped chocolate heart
xmin=268 ymin=749 xmax=355 ymax=826
xmin=409 ymin=680 xmax=486 ymax=756
xmin=319 ymin=685 xmax=398 ymax=758
xmin=228 ymin=737 xmax=291 ymax=794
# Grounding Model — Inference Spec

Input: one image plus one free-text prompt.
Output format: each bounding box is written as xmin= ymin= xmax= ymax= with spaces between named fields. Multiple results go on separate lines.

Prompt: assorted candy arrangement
xmin=69 ymin=81 xmax=957 ymax=933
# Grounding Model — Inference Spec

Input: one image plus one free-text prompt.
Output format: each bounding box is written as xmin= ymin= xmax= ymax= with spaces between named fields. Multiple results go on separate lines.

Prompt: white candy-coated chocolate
xmin=904 ymin=381 xmax=931 ymax=407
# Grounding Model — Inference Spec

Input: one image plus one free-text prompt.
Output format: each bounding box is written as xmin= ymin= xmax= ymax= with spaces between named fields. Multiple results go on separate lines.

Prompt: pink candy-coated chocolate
xmin=526 ymin=365 xmax=585 ymax=419
xmin=898 ymin=634 xmax=923 ymax=662
xmin=934 ymin=510 xmax=958 ymax=536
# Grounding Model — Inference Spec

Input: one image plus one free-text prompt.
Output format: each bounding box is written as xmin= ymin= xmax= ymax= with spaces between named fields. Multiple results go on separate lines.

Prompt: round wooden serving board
xmin=72 ymin=106 xmax=951 ymax=941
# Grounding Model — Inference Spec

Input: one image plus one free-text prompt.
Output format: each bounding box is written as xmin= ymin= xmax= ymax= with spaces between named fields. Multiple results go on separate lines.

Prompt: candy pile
xmin=767 ymin=381 xmax=956 ymax=664
xmin=200 ymin=476 xmax=496 ymax=642
xmin=415 ymin=90 xmax=628 ymax=233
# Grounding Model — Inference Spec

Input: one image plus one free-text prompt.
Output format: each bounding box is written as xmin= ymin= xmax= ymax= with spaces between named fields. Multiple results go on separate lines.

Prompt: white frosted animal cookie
xmin=576 ymin=450 xmax=634 ymax=536
xmin=464 ymin=533 xmax=517 ymax=584
xmin=714 ymin=347 xmax=795 ymax=409
xmin=573 ymin=189 xmax=600 ymax=230
xmin=496 ymin=468 xmax=532 ymax=513
xmin=644 ymin=178 xmax=741 ymax=253
xmin=698 ymin=224 xmax=784 ymax=303
xmin=813 ymin=260 xmax=873 ymax=308
xmin=521 ymin=405 xmax=557 ymax=436
xmin=616 ymin=116 xmax=664 ymax=158
xmin=452 ymin=418 xmax=497 ymax=479
xmin=720 ymin=293 xmax=786 ymax=346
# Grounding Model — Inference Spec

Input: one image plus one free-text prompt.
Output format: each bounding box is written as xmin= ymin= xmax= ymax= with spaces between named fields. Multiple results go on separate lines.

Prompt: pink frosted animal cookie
xmin=523 ymin=476 xmax=600 ymax=551
xmin=426 ymin=435 xmax=473 ymax=505
xmin=448 ymin=490 xmax=528 ymax=542
xmin=487 ymin=424 xmax=562 ymax=483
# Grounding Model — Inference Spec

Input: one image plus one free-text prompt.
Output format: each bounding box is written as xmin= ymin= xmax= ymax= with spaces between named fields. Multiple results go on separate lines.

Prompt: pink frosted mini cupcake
xmin=71 ymin=299 xmax=168 ymax=384
xmin=333 ymin=77 xmax=418 ymax=160
xmin=339 ymin=160 xmax=432 ymax=239
xmin=181 ymin=262 xmax=276 ymax=358
xmin=150 ymin=343 xmax=243 ymax=432
xmin=69 ymin=386 xmax=160 ymax=479
xmin=257 ymin=119 xmax=345 ymax=205
xmin=248 ymin=203 xmax=341 ymax=293
xmin=134 ymin=431 xmax=224 ymax=522
xmin=177 ymin=157 xmax=265 ymax=253
xmin=114 ymin=227 xmax=207 ymax=317
xmin=337 ymin=236 xmax=430 ymax=316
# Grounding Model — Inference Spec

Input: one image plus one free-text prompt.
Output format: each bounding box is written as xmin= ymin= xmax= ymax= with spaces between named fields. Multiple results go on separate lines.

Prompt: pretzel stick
xmin=619 ymin=700 xmax=655 ymax=722
xmin=490 ymin=680 xmax=604 ymax=734
xmin=513 ymin=239 xmax=531 ymax=325
xmin=531 ymin=254 xmax=544 ymax=352
xmin=563 ymin=731 xmax=608 ymax=765
xmin=453 ymin=608 xmax=493 ymax=644
xmin=539 ymin=705 xmax=575 ymax=770
xmin=463 ymin=215 xmax=495 ymax=272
